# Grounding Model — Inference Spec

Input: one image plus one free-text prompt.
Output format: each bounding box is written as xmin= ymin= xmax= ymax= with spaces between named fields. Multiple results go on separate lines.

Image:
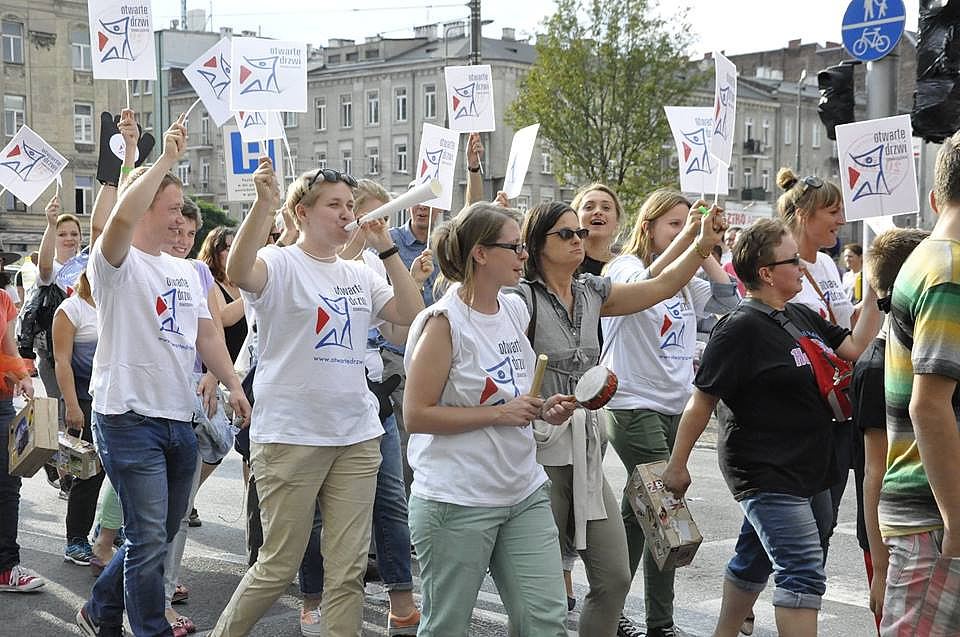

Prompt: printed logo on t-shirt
xmin=789 ymin=336 xmax=834 ymax=367
xmin=156 ymin=287 xmax=183 ymax=335
xmin=480 ymin=356 xmax=521 ymax=406
xmin=658 ymin=298 xmax=687 ymax=350
xmin=315 ymin=295 xmax=353 ymax=349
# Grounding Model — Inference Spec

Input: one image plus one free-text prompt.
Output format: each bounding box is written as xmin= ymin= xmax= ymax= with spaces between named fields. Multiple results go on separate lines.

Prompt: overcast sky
xmin=151 ymin=0 xmax=920 ymax=58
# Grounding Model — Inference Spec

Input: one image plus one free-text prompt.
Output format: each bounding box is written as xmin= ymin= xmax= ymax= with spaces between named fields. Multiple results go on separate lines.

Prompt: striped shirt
xmin=880 ymin=238 xmax=960 ymax=537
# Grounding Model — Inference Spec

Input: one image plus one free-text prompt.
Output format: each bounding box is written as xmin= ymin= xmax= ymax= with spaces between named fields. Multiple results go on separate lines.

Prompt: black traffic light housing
xmin=913 ymin=0 xmax=960 ymax=143
xmin=817 ymin=63 xmax=856 ymax=141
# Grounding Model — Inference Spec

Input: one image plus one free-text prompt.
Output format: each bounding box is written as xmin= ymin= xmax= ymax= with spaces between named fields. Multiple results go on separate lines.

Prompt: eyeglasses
xmin=546 ymin=228 xmax=590 ymax=241
xmin=761 ymin=252 xmax=801 ymax=268
xmin=485 ymin=242 xmax=527 ymax=255
xmin=306 ymin=168 xmax=359 ymax=191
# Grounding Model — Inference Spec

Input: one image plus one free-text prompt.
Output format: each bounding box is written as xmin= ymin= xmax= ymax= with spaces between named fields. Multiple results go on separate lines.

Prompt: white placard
xmin=444 ymin=65 xmax=496 ymax=133
xmin=710 ymin=51 xmax=738 ymax=165
xmin=229 ymin=37 xmax=307 ymax=113
xmin=664 ymin=106 xmax=728 ymax=196
xmin=0 ymin=126 xmax=68 ymax=206
xmin=503 ymin=123 xmax=540 ymax=200
xmin=223 ymin=124 xmax=284 ymax=203
xmin=87 ymin=0 xmax=157 ymax=80
xmin=414 ymin=123 xmax=459 ymax=211
xmin=836 ymin=115 xmax=919 ymax=221
xmin=234 ymin=110 xmax=284 ymax=144
xmin=183 ymin=38 xmax=234 ymax=127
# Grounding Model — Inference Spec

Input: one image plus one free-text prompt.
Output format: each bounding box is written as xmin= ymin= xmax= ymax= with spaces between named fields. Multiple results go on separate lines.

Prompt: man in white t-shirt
xmin=75 ymin=113 xmax=251 ymax=637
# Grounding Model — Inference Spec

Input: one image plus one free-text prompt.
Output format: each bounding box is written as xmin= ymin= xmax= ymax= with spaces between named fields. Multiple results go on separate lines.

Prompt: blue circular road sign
xmin=842 ymin=0 xmax=907 ymax=62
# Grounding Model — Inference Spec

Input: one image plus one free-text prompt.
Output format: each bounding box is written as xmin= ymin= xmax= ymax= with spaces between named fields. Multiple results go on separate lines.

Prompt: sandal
xmin=171 ymin=583 xmax=189 ymax=605
xmin=173 ymin=616 xmax=197 ymax=634
xmin=741 ymin=613 xmax=755 ymax=636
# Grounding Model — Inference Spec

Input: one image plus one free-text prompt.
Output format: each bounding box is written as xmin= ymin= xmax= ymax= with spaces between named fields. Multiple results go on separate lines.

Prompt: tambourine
xmin=573 ymin=366 xmax=619 ymax=410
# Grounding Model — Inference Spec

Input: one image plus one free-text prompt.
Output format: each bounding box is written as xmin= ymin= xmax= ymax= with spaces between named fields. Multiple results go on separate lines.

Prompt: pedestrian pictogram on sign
xmin=841 ymin=0 xmax=907 ymax=62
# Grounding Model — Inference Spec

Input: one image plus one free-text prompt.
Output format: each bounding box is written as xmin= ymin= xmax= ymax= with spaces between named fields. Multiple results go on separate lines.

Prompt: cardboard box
xmin=625 ymin=460 xmax=703 ymax=571
xmin=56 ymin=432 xmax=101 ymax=479
xmin=7 ymin=397 xmax=59 ymax=477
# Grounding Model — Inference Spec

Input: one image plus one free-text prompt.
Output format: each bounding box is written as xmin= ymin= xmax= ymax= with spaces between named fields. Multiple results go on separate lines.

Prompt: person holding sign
xmin=464 ymin=132 xmax=485 ymax=206
xmin=509 ymin=200 xmax=726 ymax=637
xmin=211 ymin=160 xmax=424 ymax=637
xmin=403 ymin=201 xmax=578 ymax=636
xmin=75 ymin=114 xmax=250 ymax=637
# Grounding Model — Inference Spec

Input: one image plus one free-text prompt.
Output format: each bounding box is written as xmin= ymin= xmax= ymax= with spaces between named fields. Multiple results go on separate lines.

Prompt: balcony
xmin=742 ymin=139 xmax=765 ymax=155
xmin=740 ymin=187 xmax=768 ymax=201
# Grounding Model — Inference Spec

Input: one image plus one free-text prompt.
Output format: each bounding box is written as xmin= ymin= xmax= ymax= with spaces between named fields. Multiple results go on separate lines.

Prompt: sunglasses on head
xmin=546 ymin=228 xmax=590 ymax=241
xmin=306 ymin=168 xmax=358 ymax=190
xmin=761 ymin=252 xmax=801 ymax=269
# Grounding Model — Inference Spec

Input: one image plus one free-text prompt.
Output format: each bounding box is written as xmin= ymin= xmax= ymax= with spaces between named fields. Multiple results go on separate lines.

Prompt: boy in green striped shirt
xmin=879 ymin=130 xmax=960 ymax=636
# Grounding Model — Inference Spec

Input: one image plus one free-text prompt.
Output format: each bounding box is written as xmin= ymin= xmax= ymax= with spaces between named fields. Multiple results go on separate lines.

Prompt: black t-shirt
xmin=852 ymin=337 xmax=886 ymax=433
xmin=696 ymin=301 xmax=850 ymax=501
xmin=578 ymin=255 xmax=607 ymax=277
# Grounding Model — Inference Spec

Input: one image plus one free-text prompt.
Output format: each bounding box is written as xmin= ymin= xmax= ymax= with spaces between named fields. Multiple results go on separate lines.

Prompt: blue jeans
xmin=0 ymin=399 xmax=20 ymax=571
xmin=725 ymin=490 xmax=832 ymax=610
xmin=299 ymin=412 xmax=412 ymax=594
xmin=85 ymin=412 xmax=198 ymax=635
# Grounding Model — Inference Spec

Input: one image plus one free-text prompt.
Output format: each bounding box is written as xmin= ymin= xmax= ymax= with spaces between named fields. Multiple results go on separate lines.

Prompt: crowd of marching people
xmin=0 ymin=103 xmax=959 ymax=637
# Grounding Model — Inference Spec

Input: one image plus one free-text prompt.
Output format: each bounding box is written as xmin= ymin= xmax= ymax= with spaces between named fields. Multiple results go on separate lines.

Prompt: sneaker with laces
xmin=76 ymin=606 xmax=99 ymax=636
xmin=617 ymin=614 xmax=645 ymax=637
xmin=648 ymin=623 xmax=686 ymax=637
xmin=65 ymin=540 xmax=95 ymax=565
xmin=387 ymin=608 xmax=420 ymax=636
xmin=0 ymin=564 xmax=45 ymax=592
xmin=300 ymin=607 xmax=322 ymax=637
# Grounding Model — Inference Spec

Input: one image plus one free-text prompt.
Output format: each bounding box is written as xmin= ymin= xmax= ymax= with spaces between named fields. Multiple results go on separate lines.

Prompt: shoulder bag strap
xmin=802 ymin=269 xmax=838 ymax=325
xmin=524 ymin=281 xmax=538 ymax=348
xmin=742 ymin=297 xmax=805 ymax=342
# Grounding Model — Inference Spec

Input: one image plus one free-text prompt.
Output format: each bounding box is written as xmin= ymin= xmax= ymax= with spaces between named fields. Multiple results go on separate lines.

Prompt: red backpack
xmin=745 ymin=299 xmax=853 ymax=422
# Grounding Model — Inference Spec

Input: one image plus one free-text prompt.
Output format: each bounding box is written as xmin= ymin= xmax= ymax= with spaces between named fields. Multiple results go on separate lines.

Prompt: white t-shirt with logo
xmin=404 ymin=285 xmax=547 ymax=507
xmin=243 ymin=245 xmax=393 ymax=446
xmin=87 ymin=242 xmax=211 ymax=421
xmin=794 ymin=251 xmax=853 ymax=330
xmin=600 ymin=254 xmax=714 ymax=415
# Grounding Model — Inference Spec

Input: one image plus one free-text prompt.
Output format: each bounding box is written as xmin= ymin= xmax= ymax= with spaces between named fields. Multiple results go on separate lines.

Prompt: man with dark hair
xmin=878 ymin=129 xmax=960 ymax=636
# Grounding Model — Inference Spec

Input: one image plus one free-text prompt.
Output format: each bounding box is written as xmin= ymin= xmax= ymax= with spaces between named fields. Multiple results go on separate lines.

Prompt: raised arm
xmin=601 ymin=207 xmax=726 ymax=316
xmin=37 ymin=195 xmax=61 ymax=283
xmin=225 ymin=156 xmax=280 ymax=294
xmin=464 ymin=132 xmax=484 ymax=206
xmin=365 ymin=220 xmax=425 ymax=325
xmin=100 ymin=114 xmax=187 ymax=267
xmin=837 ymin=267 xmax=882 ymax=361
xmin=646 ymin=200 xmax=708 ymax=278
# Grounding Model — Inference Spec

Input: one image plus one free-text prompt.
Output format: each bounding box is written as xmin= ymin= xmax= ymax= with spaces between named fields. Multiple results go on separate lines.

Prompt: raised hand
xmin=45 ymin=195 xmax=61 ymax=225
xmin=161 ymin=113 xmax=188 ymax=164
xmin=410 ymin=248 xmax=435 ymax=285
xmin=466 ymin=132 xmax=484 ymax=170
xmin=697 ymin=205 xmax=727 ymax=251
xmin=118 ymin=108 xmax=140 ymax=149
xmin=252 ymin=156 xmax=281 ymax=207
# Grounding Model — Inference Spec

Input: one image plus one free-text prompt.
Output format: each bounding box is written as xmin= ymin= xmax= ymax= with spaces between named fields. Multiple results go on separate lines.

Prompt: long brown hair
xmin=197 ymin=226 xmax=235 ymax=283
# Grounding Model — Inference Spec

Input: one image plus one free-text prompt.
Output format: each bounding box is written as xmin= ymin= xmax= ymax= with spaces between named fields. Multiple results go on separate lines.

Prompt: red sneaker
xmin=0 ymin=565 xmax=45 ymax=592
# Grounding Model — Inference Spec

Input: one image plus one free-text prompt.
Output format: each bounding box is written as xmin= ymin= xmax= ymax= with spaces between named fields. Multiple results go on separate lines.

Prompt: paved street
xmin=3 ymin=427 xmax=877 ymax=636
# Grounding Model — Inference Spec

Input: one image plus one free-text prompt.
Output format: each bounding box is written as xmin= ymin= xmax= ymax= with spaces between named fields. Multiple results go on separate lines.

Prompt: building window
xmin=316 ymin=150 xmax=327 ymax=169
xmin=762 ymin=120 xmax=770 ymax=146
xmin=342 ymin=149 xmax=352 ymax=174
xmin=71 ymin=28 xmax=91 ymax=71
xmin=327 ymin=54 xmax=340 ymax=64
xmin=394 ymin=142 xmax=407 ymax=173
xmin=74 ymin=103 xmax=93 ymax=143
xmin=142 ymin=80 xmax=152 ymax=95
xmin=811 ymin=123 xmax=821 ymax=148
xmin=345 ymin=51 xmax=358 ymax=62
xmin=131 ymin=80 xmax=139 ymax=96
xmin=743 ymin=167 xmax=753 ymax=190
xmin=178 ymin=160 xmax=189 ymax=185
xmin=541 ymin=152 xmax=552 ymax=174
xmin=200 ymin=159 xmax=210 ymax=191
xmin=367 ymin=145 xmax=379 ymax=175
xmin=2 ymin=21 xmax=23 ymax=64
xmin=424 ymin=84 xmax=437 ymax=120
xmin=315 ymin=97 xmax=327 ymax=131
xmin=282 ymin=111 xmax=298 ymax=128
xmin=744 ymin=118 xmax=754 ymax=141
xmin=761 ymin=168 xmax=770 ymax=191
xmin=144 ymin=111 xmax=153 ymax=130
xmin=394 ymin=87 xmax=407 ymax=122
xmin=728 ymin=163 xmax=735 ymax=190
xmin=3 ymin=191 xmax=25 ymax=211
xmin=340 ymin=94 xmax=352 ymax=128
xmin=75 ymin=176 xmax=94 ymax=215
xmin=4 ymin=95 xmax=24 ymax=137
xmin=367 ymin=90 xmax=380 ymax=126
xmin=784 ymin=119 xmax=792 ymax=145
xmin=200 ymin=114 xmax=210 ymax=145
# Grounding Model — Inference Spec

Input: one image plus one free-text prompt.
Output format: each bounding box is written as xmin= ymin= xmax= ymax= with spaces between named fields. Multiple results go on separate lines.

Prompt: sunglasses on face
xmin=306 ymin=168 xmax=358 ymax=191
xmin=761 ymin=252 xmax=801 ymax=269
xmin=485 ymin=242 xmax=527 ymax=255
xmin=546 ymin=228 xmax=590 ymax=241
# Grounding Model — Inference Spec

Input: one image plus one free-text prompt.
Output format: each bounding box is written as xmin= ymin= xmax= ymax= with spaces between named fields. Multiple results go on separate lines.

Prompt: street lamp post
xmin=796 ymin=68 xmax=806 ymax=173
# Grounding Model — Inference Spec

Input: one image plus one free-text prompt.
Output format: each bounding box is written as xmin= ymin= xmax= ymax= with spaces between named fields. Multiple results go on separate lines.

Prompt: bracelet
xmin=378 ymin=245 xmax=399 ymax=260
xmin=467 ymin=165 xmax=481 ymax=173
xmin=120 ymin=166 xmax=133 ymax=175
xmin=693 ymin=240 xmax=710 ymax=260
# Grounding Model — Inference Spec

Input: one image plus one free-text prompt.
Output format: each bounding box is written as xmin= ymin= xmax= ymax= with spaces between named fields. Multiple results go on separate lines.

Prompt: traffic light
xmin=912 ymin=0 xmax=960 ymax=143
xmin=817 ymin=64 xmax=855 ymax=141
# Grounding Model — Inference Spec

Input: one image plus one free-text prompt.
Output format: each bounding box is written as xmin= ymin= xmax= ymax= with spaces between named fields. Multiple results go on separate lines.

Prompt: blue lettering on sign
xmin=229 ymin=131 xmax=277 ymax=175
xmin=841 ymin=0 xmax=906 ymax=63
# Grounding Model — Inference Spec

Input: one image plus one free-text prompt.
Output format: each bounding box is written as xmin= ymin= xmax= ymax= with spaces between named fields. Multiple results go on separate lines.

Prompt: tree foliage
xmin=189 ymin=199 xmax=236 ymax=259
xmin=507 ymin=0 xmax=701 ymax=216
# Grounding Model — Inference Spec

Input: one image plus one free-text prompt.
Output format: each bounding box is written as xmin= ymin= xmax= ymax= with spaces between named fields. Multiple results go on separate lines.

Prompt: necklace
xmin=298 ymin=244 xmax=338 ymax=263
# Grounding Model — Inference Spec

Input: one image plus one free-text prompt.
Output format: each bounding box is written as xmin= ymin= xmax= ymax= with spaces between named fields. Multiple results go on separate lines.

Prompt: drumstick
xmin=530 ymin=354 xmax=548 ymax=398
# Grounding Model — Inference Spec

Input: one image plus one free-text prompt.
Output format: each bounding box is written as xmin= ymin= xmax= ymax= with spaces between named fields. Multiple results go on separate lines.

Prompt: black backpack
xmin=17 ymin=283 xmax=67 ymax=360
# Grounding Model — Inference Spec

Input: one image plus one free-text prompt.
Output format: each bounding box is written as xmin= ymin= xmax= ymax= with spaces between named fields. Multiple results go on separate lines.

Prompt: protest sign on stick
xmin=0 ymin=126 xmax=68 ymax=206
xmin=665 ymin=106 xmax=728 ymax=197
xmin=503 ymin=124 xmax=540 ymax=200
xmin=444 ymin=65 xmax=496 ymax=133
xmin=229 ymin=37 xmax=307 ymax=113
xmin=88 ymin=0 xmax=157 ymax=80
xmin=414 ymin=123 xmax=460 ymax=211
xmin=709 ymin=51 xmax=738 ymax=166
xmin=184 ymin=39 xmax=234 ymax=126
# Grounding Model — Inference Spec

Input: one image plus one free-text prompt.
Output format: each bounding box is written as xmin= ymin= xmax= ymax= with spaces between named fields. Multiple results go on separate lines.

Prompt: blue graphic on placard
xmin=229 ymin=132 xmax=276 ymax=175
xmin=714 ymin=86 xmax=733 ymax=141
xmin=238 ymin=55 xmax=280 ymax=95
xmin=418 ymin=148 xmax=443 ymax=184
xmin=848 ymin=144 xmax=890 ymax=201
xmin=97 ymin=16 xmax=134 ymax=62
xmin=841 ymin=0 xmax=906 ymax=62
xmin=315 ymin=295 xmax=353 ymax=350
xmin=681 ymin=128 xmax=712 ymax=175
xmin=0 ymin=141 xmax=46 ymax=181
xmin=197 ymin=54 xmax=232 ymax=99
xmin=451 ymin=82 xmax=480 ymax=120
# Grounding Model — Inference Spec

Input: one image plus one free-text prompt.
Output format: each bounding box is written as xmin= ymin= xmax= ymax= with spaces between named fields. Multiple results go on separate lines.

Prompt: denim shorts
xmin=725 ymin=490 xmax=831 ymax=610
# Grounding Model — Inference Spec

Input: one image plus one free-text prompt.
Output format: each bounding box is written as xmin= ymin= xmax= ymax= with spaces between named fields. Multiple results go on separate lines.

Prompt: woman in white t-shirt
xmin=211 ymin=158 xmax=425 ymax=637
xmin=403 ymin=202 xmax=577 ymax=636
xmin=599 ymin=189 xmax=739 ymax=637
